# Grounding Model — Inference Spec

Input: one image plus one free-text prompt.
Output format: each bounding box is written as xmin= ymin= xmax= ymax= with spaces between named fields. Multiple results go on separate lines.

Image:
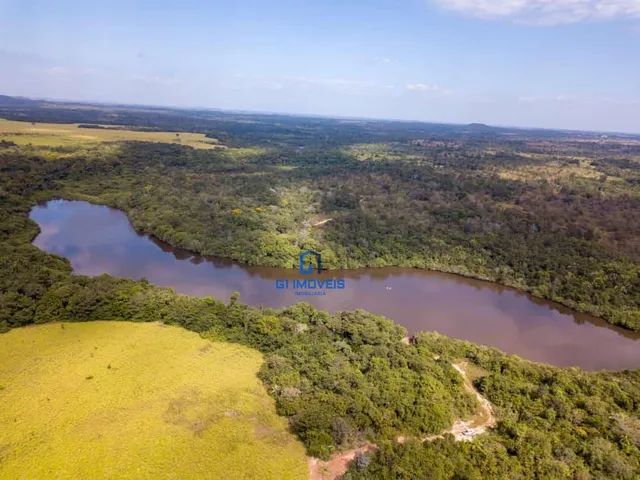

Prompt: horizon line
xmin=2 ymin=92 xmax=639 ymax=138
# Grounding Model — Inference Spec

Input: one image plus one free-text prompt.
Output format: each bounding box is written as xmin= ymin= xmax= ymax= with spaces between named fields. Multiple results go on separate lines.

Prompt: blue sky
xmin=1 ymin=0 xmax=639 ymax=132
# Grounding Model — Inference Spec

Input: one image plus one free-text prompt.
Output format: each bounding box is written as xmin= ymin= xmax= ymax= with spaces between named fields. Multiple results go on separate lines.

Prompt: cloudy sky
xmin=1 ymin=0 xmax=639 ymax=132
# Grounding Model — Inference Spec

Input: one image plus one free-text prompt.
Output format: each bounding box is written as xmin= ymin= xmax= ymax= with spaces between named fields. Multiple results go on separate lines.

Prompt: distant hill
xmin=466 ymin=123 xmax=495 ymax=131
xmin=0 ymin=95 xmax=37 ymax=106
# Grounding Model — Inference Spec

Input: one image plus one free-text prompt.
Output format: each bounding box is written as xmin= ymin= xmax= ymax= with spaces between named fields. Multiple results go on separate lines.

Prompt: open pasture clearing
xmin=0 ymin=321 xmax=307 ymax=480
xmin=0 ymin=118 xmax=220 ymax=149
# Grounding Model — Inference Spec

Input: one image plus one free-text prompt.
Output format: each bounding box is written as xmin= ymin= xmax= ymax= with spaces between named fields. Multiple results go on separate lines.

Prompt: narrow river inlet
xmin=30 ymin=200 xmax=640 ymax=371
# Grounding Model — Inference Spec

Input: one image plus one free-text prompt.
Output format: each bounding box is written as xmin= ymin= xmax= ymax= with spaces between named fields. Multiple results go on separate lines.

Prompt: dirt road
xmin=308 ymin=361 xmax=495 ymax=479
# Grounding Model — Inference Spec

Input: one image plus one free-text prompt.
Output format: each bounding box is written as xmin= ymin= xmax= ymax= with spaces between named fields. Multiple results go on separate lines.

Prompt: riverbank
xmin=29 ymin=199 xmax=640 ymax=370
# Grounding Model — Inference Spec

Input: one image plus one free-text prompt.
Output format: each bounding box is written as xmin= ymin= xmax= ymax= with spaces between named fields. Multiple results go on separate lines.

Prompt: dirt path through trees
xmin=308 ymin=361 xmax=496 ymax=479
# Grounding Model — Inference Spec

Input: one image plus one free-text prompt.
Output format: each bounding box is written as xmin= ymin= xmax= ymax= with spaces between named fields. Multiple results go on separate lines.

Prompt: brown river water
xmin=30 ymin=200 xmax=640 ymax=371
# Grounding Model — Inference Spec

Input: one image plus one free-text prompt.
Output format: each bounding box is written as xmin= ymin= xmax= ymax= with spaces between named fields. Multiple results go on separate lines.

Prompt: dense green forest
xmin=1 ymin=99 xmax=638 ymax=330
xmin=1 ymin=99 xmax=640 ymax=478
xmin=346 ymin=332 xmax=640 ymax=479
xmin=0 ymin=137 xmax=639 ymax=478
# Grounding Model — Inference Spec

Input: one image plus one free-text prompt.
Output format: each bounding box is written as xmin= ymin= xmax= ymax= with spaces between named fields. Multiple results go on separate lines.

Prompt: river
xmin=30 ymin=199 xmax=640 ymax=371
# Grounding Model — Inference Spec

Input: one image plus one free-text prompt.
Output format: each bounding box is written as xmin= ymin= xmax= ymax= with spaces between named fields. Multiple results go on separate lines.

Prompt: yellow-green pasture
xmin=0 ymin=118 xmax=220 ymax=149
xmin=0 ymin=321 xmax=308 ymax=480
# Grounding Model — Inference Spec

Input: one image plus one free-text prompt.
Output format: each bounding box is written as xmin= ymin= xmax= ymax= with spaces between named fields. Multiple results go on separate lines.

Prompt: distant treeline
xmin=77 ymin=123 xmax=161 ymax=132
xmin=0 ymin=95 xmax=619 ymax=147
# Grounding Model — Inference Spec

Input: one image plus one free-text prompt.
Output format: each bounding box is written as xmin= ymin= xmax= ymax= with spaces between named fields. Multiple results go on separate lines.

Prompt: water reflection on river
xmin=31 ymin=200 xmax=640 ymax=371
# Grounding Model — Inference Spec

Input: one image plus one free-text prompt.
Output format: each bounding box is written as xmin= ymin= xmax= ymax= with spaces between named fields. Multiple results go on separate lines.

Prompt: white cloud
xmin=434 ymin=0 xmax=640 ymax=25
xmin=406 ymin=82 xmax=440 ymax=92
xmin=130 ymin=74 xmax=178 ymax=86
xmin=406 ymin=83 xmax=453 ymax=95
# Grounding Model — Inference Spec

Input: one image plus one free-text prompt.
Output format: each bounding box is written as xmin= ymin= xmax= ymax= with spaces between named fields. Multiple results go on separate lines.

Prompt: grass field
xmin=0 ymin=118 xmax=220 ymax=149
xmin=0 ymin=321 xmax=308 ymax=480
